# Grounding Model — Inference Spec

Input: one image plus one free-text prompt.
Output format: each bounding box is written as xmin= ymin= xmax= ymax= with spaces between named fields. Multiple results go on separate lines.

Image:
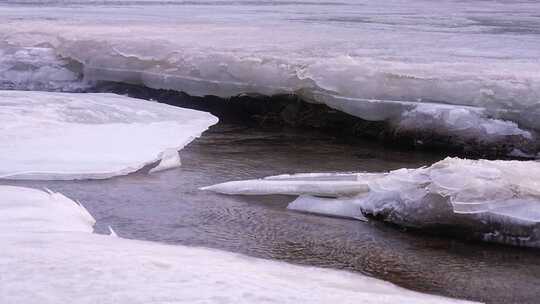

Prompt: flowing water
xmin=3 ymin=123 xmax=540 ymax=304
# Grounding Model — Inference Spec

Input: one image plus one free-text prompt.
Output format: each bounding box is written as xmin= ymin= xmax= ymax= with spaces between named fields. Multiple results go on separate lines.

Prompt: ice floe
xmin=0 ymin=90 xmax=218 ymax=180
xmin=0 ymin=185 xmax=476 ymax=304
xmin=203 ymin=157 xmax=540 ymax=247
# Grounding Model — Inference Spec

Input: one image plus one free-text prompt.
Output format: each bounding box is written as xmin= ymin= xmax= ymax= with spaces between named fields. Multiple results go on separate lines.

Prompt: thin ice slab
xmin=0 ymin=90 xmax=218 ymax=180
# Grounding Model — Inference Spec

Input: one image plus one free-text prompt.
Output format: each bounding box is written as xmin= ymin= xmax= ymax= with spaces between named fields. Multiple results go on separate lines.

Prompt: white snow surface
xmin=203 ymin=157 xmax=540 ymax=247
xmin=0 ymin=185 xmax=476 ymax=304
xmin=0 ymin=90 xmax=218 ymax=180
xmin=0 ymin=0 xmax=539 ymax=146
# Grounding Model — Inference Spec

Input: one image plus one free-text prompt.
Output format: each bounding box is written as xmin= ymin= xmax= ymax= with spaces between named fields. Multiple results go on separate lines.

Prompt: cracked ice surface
xmin=0 ymin=185 xmax=476 ymax=304
xmin=203 ymin=157 xmax=540 ymax=247
xmin=0 ymin=90 xmax=218 ymax=180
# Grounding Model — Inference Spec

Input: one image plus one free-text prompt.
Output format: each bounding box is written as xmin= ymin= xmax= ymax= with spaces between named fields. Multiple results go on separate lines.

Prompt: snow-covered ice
xmin=0 ymin=0 xmax=539 ymax=149
xmin=0 ymin=90 xmax=218 ymax=180
xmin=0 ymin=185 xmax=476 ymax=304
xmin=203 ymin=157 xmax=540 ymax=247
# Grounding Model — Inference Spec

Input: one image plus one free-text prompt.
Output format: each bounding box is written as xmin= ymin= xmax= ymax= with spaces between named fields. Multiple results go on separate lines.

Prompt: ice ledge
xmin=1 ymin=43 xmax=538 ymax=156
xmin=0 ymin=90 xmax=218 ymax=180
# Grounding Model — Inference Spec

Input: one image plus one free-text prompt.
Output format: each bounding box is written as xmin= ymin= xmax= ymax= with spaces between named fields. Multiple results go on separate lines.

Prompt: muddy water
xmin=4 ymin=124 xmax=540 ymax=304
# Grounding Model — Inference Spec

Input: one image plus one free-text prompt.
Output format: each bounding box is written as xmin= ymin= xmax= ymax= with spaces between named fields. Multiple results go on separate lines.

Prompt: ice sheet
xmin=203 ymin=158 xmax=540 ymax=247
xmin=0 ymin=90 xmax=218 ymax=180
xmin=0 ymin=0 xmax=538 ymax=149
xmin=0 ymin=185 xmax=475 ymax=304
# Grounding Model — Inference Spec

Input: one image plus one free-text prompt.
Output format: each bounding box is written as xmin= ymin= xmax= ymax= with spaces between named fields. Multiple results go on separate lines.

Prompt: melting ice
xmin=203 ymin=157 xmax=540 ymax=248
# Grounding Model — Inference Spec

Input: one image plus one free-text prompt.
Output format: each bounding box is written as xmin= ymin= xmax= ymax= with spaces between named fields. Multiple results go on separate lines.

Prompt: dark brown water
xmin=3 ymin=124 xmax=540 ymax=304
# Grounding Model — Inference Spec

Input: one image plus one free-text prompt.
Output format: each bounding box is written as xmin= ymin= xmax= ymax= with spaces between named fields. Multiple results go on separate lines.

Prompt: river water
xmin=3 ymin=123 xmax=539 ymax=304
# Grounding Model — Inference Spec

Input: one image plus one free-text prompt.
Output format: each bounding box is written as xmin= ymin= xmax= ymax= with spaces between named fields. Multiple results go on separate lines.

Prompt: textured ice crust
xmin=0 ymin=44 xmax=84 ymax=91
xmin=0 ymin=186 xmax=475 ymax=304
xmin=1 ymin=0 xmax=539 ymax=150
xmin=0 ymin=90 xmax=218 ymax=180
xmin=203 ymin=158 xmax=540 ymax=248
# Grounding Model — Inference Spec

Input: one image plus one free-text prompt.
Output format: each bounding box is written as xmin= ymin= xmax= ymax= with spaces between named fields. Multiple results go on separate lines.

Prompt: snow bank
xmin=0 ymin=185 xmax=475 ymax=304
xmin=203 ymin=157 xmax=540 ymax=248
xmin=0 ymin=0 xmax=539 ymax=150
xmin=0 ymin=90 xmax=218 ymax=180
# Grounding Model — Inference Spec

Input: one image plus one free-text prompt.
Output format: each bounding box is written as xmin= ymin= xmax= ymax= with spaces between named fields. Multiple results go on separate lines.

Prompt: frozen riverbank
xmin=1 ymin=0 xmax=539 ymax=154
